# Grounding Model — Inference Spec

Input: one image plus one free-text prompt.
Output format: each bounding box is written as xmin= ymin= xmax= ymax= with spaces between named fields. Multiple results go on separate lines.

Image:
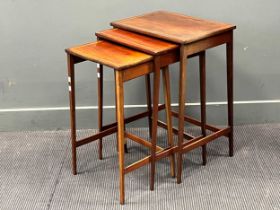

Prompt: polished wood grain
xmin=66 ymin=41 xmax=152 ymax=70
xmin=96 ymin=28 xmax=178 ymax=55
xmin=111 ymin=10 xmax=236 ymax=44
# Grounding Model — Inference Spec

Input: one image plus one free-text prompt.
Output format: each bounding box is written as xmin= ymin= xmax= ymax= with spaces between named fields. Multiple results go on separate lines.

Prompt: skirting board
xmin=1 ymin=100 xmax=280 ymax=112
xmin=1 ymin=100 xmax=280 ymax=131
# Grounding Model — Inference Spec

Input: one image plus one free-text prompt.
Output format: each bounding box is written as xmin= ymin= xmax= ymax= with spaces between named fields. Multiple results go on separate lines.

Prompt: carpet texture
xmin=0 ymin=124 xmax=279 ymax=210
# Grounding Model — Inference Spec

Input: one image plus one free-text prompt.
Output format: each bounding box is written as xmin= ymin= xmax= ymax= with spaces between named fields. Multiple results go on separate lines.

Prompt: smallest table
xmin=65 ymin=40 xmax=175 ymax=204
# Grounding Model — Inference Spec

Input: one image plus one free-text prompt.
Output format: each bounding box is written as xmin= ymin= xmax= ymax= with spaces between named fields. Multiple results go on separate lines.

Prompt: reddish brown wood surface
xmin=111 ymin=10 xmax=236 ymax=44
xmin=96 ymin=28 xmax=178 ymax=55
xmin=66 ymin=41 xmax=152 ymax=70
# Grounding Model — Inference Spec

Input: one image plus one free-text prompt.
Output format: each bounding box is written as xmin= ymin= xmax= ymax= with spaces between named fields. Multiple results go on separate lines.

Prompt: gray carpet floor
xmin=0 ymin=124 xmax=280 ymax=210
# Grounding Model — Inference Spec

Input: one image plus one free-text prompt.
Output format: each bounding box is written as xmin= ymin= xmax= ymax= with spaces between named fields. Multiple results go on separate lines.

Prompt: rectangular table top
xmin=96 ymin=28 xmax=178 ymax=55
xmin=111 ymin=10 xmax=236 ymax=44
xmin=66 ymin=41 xmax=152 ymax=70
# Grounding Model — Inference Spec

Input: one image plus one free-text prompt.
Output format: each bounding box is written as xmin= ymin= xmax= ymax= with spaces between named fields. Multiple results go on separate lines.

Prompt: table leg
xmin=162 ymin=66 xmax=176 ymax=178
xmin=227 ymin=32 xmax=234 ymax=157
xmin=177 ymin=45 xmax=187 ymax=184
xmin=145 ymin=74 xmax=153 ymax=139
xmin=150 ymin=57 xmax=161 ymax=191
xmin=199 ymin=51 xmax=207 ymax=165
xmin=115 ymin=72 xmax=128 ymax=154
xmin=67 ymin=54 xmax=77 ymax=175
xmin=97 ymin=64 xmax=103 ymax=160
xmin=115 ymin=70 xmax=125 ymax=204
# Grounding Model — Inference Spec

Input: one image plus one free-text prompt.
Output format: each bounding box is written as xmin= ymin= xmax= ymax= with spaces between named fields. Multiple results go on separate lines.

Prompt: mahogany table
xmin=65 ymin=40 xmax=176 ymax=204
xmin=111 ymin=10 xmax=236 ymax=183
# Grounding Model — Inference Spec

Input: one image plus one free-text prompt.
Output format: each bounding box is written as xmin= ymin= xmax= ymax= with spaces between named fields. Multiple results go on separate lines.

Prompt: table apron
xmin=184 ymin=31 xmax=233 ymax=56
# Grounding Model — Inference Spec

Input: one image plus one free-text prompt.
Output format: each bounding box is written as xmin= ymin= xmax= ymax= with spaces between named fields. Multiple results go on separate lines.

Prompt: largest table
xmin=111 ymin=10 xmax=236 ymax=183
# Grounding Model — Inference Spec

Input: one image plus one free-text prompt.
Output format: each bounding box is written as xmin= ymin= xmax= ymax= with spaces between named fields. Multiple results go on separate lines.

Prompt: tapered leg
xmin=162 ymin=66 xmax=176 ymax=178
xmin=145 ymin=74 xmax=153 ymax=139
xmin=114 ymin=72 xmax=119 ymax=152
xmin=115 ymin=70 xmax=125 ymax=204
xmin=67 ymin=54 xmax=77 ymax=175
xmin=227 ymin=32 xmax=234 ymax=157
xmin=199 ymin=52 xmax=207 ymax=165
xmin=115 ymin=72 xmax=128 ymax=154
xmin=97 ymin=64 xmax=103 ymax=160
xmin=150 ymin=57 xmax=161 ymax=191
xmin=177 ymin=45 xmax=187 ymax=184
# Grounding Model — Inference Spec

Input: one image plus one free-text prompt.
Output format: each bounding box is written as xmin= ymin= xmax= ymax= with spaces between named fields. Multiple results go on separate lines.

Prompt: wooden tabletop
xmin=111 ymin=10 xmax=236 ymax=44
xmin=66 ymin=41 xmax=152 ymax=70
xmin=96 ymin=28 xmax=178 ymax=55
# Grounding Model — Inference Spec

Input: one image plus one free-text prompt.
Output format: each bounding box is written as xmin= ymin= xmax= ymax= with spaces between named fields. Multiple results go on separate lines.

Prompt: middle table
xmin=96 ymin=27 xmax=209 ymax=190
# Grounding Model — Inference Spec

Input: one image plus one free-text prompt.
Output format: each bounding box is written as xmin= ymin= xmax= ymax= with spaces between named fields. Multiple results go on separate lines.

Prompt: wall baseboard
xmin=1 ymin=100 xmax=280 ymax=113
xmin=1 ymin=100 xmax=280 ymax=131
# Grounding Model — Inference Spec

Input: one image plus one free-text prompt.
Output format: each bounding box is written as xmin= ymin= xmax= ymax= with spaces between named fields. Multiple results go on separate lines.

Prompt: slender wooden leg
xmin=177 ymin=45 xmax=187 ymax=184
xmin=199 ymin=51 xmax=207 ymax=165
xmin=115 ymin=70 xmax=125 ymax=204
xmin=67 ymin=54 xmax=77 ymax=175
xmin=150 ymin=57 xmax=161 ymax=191
xmin=114 ymin=72 xmax=119 ymax=152
xmin=97 ymin=64 xmax=103 ymax=160
xmin=145 ymin=74 xmax=153 ymax=139
xmin=115 ymin=72 xmax=128 ymax=154
xmin=162 ymin=66 xmax=175 ymax=178
xmin=227 ymin=32 xmax=234 ymax=157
